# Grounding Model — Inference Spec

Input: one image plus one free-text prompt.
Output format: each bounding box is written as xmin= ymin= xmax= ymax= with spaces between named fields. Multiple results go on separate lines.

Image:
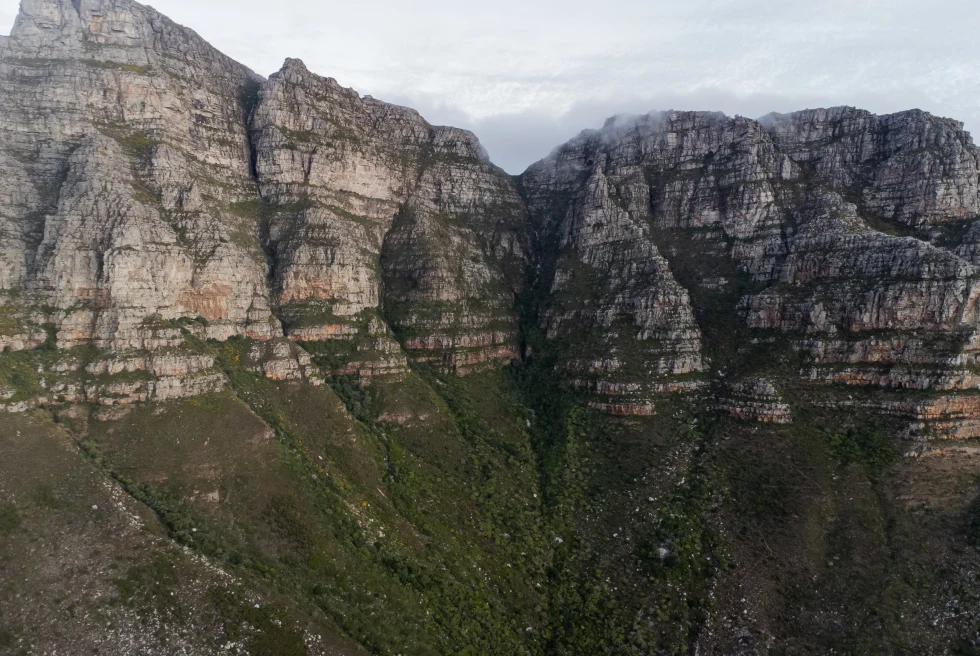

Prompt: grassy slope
xmin=3 ymin=331 xmax=980 ymax=654
xmin=22 ymin=339 xmax=553 ymax=655
xmin=708 ymin=407 xmax=980 ymax=655
xmin=0 ymin=410 xmax=349 ymax=655
xmin=514 ymin=357 xmax=980 ymax=654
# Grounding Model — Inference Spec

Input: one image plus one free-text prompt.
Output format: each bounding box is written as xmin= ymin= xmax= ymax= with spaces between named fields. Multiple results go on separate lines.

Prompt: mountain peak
xmin=281 ymin=57 xmax=309 ymax=73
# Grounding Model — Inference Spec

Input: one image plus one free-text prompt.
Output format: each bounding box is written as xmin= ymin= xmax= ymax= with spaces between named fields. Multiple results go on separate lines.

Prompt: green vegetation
xmin=827 ymin=417 xmax=897 ymax=478
xmin=1 ymin=194 xmax=976 ymax=655
xmin=67 ymin=338 xmax=551 ymax=654
xmin=113 ymin=552 xmax=182 ymax=618
xmin=80 ymin=59 xmax=151 ymax=74
xmin=0 ymin=347 xmax=57 ymax=401
xmin=0 ymin=343 xmax=162 ymax=403
xmin=0 ymin=503 xmax=21 ymax=536
xmin=207 ymin=588 xmax=308 ymax=656
xmin=32 ymin=484 xmax=60 ymax=511
xmin=1 ymin=316 xmax=975 ymax=653
xmin=277 ymin=299 xmax=343 ymax=332
xmin=228 ymin=199 xmax=267 ymax=219
xmin=279 ymin=127 xmax=318 ymax=149
xmin=113 ymin=473 xmax=226 ymax=558
xmin=229 ymin=195 xmax=319 ymax=246
xmin=0 ymin=305 xmax=25 ymax=337
xmin=96 ymin=123 xmax=160 ymax=161
xmin=967 ymin=492 xmax=980 ymax=547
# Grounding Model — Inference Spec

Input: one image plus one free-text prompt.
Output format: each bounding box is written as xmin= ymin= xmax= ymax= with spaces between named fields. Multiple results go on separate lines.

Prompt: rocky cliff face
xmin=520 ymin=109 xmax=980 ymax=437
xmin=0 ymin=0 xmax=527 ymax=411
xmin=0 ymin=0 xmax=284 ymax=408
xmin=3 ymin=0 xmax=980 ymax=432
xmin=762 ymin=107 xmax=980 ymax=226
xmin=0 ymin=0 xmax=280 ymax=348
xmin=4 ymin=0 xmax=980 ymax=437
xmin=251 ymin=58 xmax=526 ymax=375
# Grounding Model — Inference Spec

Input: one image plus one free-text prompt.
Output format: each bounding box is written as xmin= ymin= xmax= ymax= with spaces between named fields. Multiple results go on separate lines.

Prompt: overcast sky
xmin=3 ymin=0 xmax=978 ymax=173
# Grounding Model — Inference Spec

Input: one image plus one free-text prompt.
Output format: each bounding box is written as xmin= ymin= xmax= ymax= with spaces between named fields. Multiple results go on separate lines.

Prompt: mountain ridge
xmin=3 ymin=1 xmax=980 ymax=654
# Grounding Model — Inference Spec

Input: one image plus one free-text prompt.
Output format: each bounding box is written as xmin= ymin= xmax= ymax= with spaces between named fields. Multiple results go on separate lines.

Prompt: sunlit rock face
xmin=0 ymin=0 xmax=281 ymax=353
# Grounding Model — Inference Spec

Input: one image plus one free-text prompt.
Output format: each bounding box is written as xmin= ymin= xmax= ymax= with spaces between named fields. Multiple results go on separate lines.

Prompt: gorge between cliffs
xmin=2 ymin=1 xmax=980 ymax=654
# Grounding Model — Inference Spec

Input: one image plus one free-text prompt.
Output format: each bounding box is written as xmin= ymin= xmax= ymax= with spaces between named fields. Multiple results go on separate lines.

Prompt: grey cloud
xmin=399 ymin=88 xmax=977 ymax=175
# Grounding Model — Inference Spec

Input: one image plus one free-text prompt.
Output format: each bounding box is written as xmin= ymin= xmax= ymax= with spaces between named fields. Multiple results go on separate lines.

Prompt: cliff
xmin=0 ymin=0 xmax=527 ymax=412
xmin=520 ymin=109 xmax=980 ymax=437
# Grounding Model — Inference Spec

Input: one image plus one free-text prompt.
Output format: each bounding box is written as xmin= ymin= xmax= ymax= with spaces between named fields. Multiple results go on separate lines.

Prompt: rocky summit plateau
xmin=1 ymin=1 xmax=980 ymax=654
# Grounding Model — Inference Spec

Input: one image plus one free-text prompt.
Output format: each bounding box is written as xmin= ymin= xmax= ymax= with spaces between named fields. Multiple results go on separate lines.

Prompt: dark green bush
xmin=0 ymin=503 xmax=21 ymax=535
xmin=967 ymin=492 xmax=980 ymax=547
xmin=828 ymin=418 xmax=897 ymax=477
xmin=33 ymin=484 xmax=59 ymax=511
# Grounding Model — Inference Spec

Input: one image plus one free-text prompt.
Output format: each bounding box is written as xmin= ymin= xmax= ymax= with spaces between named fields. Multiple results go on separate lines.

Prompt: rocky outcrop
xmin=0 ymin=0 xmax=281 ymax=352
xmin=250 ymin=58 xmax=423 ymax=336
xmin=0 ymin=0 xmax=528 ymax=394
xmin=0 ymin=347 xmax=227 ymax=413
xmin=0 ymin=295 xmax=47 ymax=350
xmin=251 ymin=58 xmax=527 ymax=374
xmin=761 ymin=107 xmax=980 ymax=226
xmin=5 ymin=5 xmax=980 ymax=655
xmin=244 ymin=338 xmax=323 ymax=385
xmin=521 ymin=118 xmax=717 ymax=412
xmin=717 ymin=377 xmax=792 ymax=424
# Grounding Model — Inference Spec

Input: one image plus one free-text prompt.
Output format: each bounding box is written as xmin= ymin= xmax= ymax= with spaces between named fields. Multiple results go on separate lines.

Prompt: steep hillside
xmin=2 ymin=1 xmax=980 ymax=655
xmin=515 ymin=108 xmax=980 ymax=653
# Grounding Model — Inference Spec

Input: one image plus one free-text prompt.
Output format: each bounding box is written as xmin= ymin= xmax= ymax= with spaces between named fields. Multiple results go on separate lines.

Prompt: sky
xmin=3 ymin=0 xmax=979 ymax=173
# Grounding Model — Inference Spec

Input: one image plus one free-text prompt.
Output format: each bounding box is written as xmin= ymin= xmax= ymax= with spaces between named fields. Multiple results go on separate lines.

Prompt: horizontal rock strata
xmin=520 ymin=109 xmax=980 ymax=434
xmin=716 ymin=377 xmax=793 ymax=424
xmin=0 ymin=0 xmax=529 ymax=395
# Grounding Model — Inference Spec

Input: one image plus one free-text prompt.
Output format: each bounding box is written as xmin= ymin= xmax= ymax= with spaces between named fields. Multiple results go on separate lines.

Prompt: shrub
xmin=0 ymin=503 xmax=21 ymax=535
xmin=113 ymin=553 xmax=181 ymax=618
xmin=967 ymin=492 xmax=980 ymax=547
xmin=828 ymin=418 xmax=897 ymax=478
xmin=33 ymin=484 xmax=59 ymax=511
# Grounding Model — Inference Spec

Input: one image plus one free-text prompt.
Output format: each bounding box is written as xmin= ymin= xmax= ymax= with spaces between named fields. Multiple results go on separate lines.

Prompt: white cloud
xmin=0 ymin=4 xmax=14 ymax=35
xmin=2 ymin=0 xmax=978 ymax=173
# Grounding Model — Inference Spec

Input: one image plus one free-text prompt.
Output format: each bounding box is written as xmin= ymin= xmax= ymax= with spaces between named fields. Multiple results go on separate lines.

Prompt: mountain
xmin=1 ymin=1 xmax=979 ymax=654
